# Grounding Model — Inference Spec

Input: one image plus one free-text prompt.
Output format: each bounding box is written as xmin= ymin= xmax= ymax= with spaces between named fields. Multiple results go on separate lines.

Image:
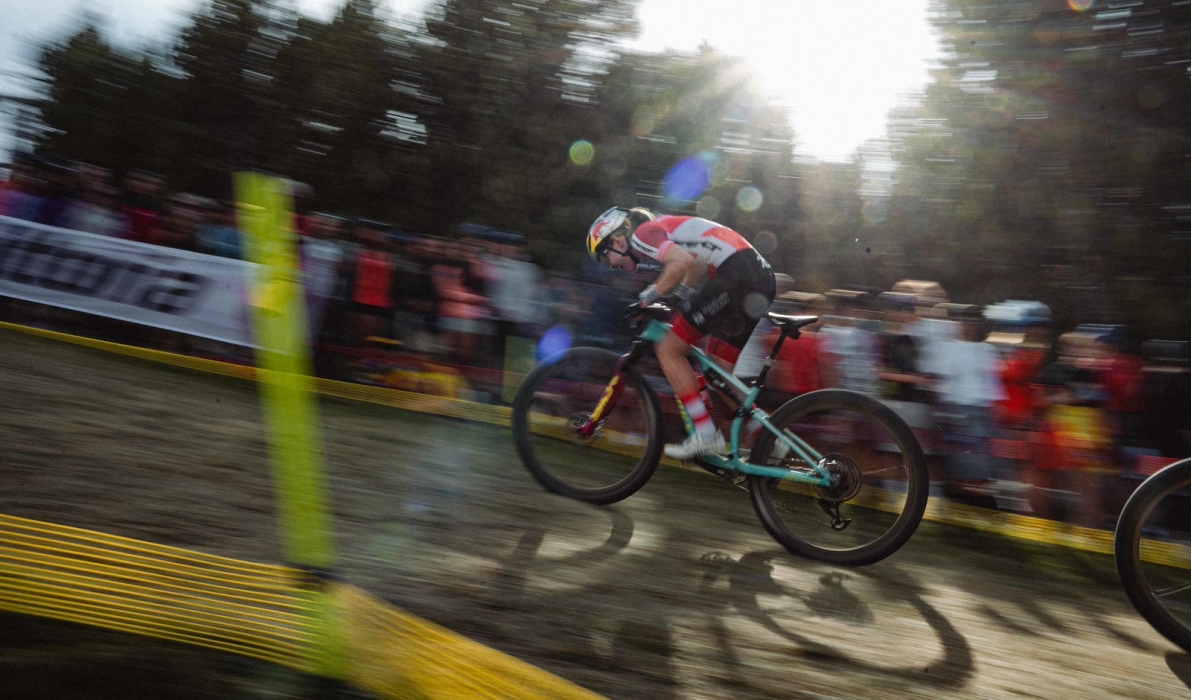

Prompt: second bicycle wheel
xmin=1114 ymin=458 xmax=1190 ymax=651
xmin=512 ymin=347 xmax=664 ymax=505
xmin=748 ymin=390 xmax=929 ymax=567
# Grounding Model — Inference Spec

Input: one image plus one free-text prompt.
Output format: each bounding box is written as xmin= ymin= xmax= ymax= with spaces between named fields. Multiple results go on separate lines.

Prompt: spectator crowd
xmin=1 ymin=156 xmax=1188 ymax=530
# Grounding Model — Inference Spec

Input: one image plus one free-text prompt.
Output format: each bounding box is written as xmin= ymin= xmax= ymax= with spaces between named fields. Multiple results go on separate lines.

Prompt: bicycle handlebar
xmin=621 ymin=301 xmax=674 ymax=325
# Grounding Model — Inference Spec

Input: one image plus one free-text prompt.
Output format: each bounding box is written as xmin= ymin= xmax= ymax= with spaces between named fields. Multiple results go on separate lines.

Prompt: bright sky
xmin=0 ymin=0 xmax=941 ymax=163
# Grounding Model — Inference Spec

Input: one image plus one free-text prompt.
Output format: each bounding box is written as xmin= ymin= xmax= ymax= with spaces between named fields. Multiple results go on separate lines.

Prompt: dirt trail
xmin=0 ymin=330 xmax=1187 ymax=699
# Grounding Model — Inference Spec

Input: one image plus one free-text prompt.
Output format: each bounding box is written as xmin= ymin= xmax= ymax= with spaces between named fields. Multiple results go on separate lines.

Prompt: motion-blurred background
xmin=0 ymin=0 xmax=1187 ymax=525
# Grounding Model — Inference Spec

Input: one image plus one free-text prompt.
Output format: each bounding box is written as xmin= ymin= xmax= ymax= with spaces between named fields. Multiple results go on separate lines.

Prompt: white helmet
xmin=586 ymin=206 xmax=631 ymax=261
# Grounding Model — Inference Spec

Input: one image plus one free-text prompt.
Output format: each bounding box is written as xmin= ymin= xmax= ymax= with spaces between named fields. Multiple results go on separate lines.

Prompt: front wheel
xmin=512 ymin=347 xmax=664 ymax=505
xmin=1114 ymin=458 xmax=1191 ymax=651
xmin=748 ymin=390 xmax=929 ymax=567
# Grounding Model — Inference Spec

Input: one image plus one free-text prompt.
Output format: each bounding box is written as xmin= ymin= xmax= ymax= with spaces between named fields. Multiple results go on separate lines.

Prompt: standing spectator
xmin=994 ymin=319 xmax=1051 ymax=436
xmin=1094 ymin=330 xmax=1145 ymax=451
xmin=930 ymin=305 xmax=1008 ymax=500
xmin=1043 ymin=365 xmax=1115 ymax=526
xmin=156 ymin=194 xmax=204 ymax=250
xmin=877 ymin=292 xmax=931 ymax=402
xmin=299 ymin=213 xmax=347 ymax=343
xmin=121 ymin=170 xmax=167 ymax=243
xmin=348 ymin=219 xmax=397 ymax=345
xmin=485 ymin=236 xmax=545 ymax=356
xmin=909 ymin=301 xmax=961 ymax=380
xmin=819 ymin=290 xmax=881 ymax=397
xmin=36 ymin=162 xmax=80 ymax=228
xmin=431 ymin=240 xmax=490 ymax=365
xmin=64 ymin=183 xmax=127 ymax=237
xmin=0 ymin=156 xmax=46 ymax=221
xmin=195 ymin=200 xmax=242 ymax=258
xmin=391 ymin=236 xmax=440 ymax=356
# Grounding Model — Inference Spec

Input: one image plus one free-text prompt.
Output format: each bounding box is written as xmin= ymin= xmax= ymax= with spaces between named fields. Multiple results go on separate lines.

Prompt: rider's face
xmin=603 ymin=236 xmax=637 ymax=273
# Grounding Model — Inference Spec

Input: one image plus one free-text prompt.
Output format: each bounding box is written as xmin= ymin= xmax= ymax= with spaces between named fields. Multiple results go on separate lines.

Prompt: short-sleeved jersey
xmin=630 ymin=216 xmax=754 ymax=277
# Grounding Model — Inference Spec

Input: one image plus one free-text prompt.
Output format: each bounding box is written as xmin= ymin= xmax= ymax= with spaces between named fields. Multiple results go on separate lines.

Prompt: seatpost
xmin=752 ymin=328 xmax=798 ymax=389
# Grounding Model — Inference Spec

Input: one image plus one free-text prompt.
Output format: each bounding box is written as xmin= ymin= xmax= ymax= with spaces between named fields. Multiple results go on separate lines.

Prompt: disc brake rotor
xmin=567 ymin=411 xmax=602 ymax=444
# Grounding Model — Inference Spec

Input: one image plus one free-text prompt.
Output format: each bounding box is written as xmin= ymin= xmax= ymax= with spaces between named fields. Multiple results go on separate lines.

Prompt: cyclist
xmin=587 ymin=206 xmax=776 ymax=459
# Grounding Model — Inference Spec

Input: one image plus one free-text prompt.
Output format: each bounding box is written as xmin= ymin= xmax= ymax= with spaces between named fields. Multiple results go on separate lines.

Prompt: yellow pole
xmin=235 ymin=173 xmax=343 ymax=678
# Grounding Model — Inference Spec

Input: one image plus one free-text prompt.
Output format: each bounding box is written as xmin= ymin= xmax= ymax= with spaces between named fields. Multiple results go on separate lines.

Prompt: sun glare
xmin=631 ymin=0 xmax=940 ymax=162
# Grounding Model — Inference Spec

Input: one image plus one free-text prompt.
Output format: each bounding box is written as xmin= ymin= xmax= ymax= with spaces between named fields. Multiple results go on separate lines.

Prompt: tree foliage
xmin=18 ymin=0 xmax=1190 ymax=338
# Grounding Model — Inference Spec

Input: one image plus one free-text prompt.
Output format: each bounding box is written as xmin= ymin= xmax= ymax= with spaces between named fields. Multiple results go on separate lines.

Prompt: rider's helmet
xmin=586 ymin=206 xmax=652 ymax=261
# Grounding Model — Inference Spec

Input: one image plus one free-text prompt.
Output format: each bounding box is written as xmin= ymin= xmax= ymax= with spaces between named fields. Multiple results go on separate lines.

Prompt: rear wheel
xmin=1114 ymin=458 xmax=1191 ymax=651
xmin=512 ymin=347 xmax=663 ymax=505
xmin=748 ymin=390 xmax=929 ymax=567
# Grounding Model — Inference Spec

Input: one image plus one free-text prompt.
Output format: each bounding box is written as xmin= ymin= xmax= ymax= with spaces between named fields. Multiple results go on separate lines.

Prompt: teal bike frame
xmin=578 ymin=315 xmax=833 ymax=487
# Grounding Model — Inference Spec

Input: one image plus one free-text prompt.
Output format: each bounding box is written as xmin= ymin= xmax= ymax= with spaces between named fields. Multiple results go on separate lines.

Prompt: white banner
xmin=0 ymin=215 xmax=256 ymax=346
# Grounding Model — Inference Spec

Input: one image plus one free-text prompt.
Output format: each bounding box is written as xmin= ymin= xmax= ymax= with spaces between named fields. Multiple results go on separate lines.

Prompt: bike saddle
xmin=767 ymin=313 xmax=819 ymax=334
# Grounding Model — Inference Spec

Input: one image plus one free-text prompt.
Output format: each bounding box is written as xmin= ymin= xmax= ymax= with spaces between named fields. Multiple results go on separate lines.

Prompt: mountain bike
xmin=1114 ymin=457 xmax=1190 ymax=651
xmin=511 ymin=303 xmax=929 ymax=567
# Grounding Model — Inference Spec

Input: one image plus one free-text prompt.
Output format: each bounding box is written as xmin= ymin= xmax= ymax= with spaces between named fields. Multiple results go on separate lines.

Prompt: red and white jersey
xmin=630 ymin=216 xmax=754 ymax=277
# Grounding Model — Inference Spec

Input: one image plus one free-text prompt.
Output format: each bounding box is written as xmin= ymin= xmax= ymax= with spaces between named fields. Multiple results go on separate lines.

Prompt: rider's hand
xmin=638 ymin=284 xmax=662 ymax=307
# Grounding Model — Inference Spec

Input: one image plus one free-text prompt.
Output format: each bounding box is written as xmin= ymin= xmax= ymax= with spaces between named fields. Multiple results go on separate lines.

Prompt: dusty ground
xmin=0 ymin=329 xmax=1188 ymax=699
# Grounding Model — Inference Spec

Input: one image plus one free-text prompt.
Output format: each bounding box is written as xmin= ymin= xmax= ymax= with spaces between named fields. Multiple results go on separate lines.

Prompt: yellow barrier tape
xmin=0 ymin=598 xmax=305 ymax=671
xmin=335 ymin=584 xmax=604 ymax=700
xmin=0 ymin=515 xmax=302 ymax=586
xmin=0 ymin=508 xmax=605 ymax=698
xmin=0 ymin=547 xmax=299 ymax=607
xmin=0 ymin=514 xmax=316 ymax=673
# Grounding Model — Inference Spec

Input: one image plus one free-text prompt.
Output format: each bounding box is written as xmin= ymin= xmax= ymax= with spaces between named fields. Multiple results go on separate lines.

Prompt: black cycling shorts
xmin=670 ymin=249 xmax=775 ymax=363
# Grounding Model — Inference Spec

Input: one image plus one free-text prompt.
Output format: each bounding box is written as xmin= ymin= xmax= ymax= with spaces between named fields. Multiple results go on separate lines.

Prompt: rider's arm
xmin=681 ymin=263 xmax=704 ymax=289
xmin=645 ymin=245 xmax=697 ymax=302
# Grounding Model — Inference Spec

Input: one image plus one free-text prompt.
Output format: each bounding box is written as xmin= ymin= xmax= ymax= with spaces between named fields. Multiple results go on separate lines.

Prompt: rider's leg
xmin=656 ymin=332 xmax=715 ymax=438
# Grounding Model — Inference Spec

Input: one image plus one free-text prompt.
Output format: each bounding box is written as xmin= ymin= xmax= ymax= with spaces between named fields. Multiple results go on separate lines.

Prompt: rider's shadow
xmin=490 ymin=507 xmax=636 ymax=605
xmin=699 ymin=550 xmax=974 ymax=689
xmin=484 ymin=508 xmax=684 ymax=698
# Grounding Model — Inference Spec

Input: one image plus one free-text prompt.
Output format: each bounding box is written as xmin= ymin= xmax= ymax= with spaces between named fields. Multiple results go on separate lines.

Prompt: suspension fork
xmin=577 ymin=340 xmax=648 ymax=437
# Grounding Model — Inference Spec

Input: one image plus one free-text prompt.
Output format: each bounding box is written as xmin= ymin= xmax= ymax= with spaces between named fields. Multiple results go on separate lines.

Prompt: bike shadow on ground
xmin=1167 ymin=652 xmax=1190 ymax=687
xmin=490 ymin=507 xmax=636 ymax=605
xmin=696 ymin=549 xmax=975 ymax=691
xmin=918 ymin=519 xmax=1168 ymax=654
xmin=481 ymin=504 xmax=684 ymax=700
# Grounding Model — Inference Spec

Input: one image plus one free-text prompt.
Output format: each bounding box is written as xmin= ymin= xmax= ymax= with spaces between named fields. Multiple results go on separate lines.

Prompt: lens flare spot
xmin=537 ymin=326 xmax=573 ymax=361
xmin=696 ymin=195 xmax=722 ymax=220
xmin=632 ymin=108 xmax=658 ymax=137
xmin=663 ymin=152 xmax=718 ymax=201
xmin=754 ymin=230 xmax=777 ymax=255
xmin=569 ymin=140 xmax=595 ymax=166
xmin=1067 ymin=0 xmax=1093 ymax=10
xmin=743 ymin=292 xmax=770 ymax=320
xmin=736 ymin=186 xmax=763 ymax=213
